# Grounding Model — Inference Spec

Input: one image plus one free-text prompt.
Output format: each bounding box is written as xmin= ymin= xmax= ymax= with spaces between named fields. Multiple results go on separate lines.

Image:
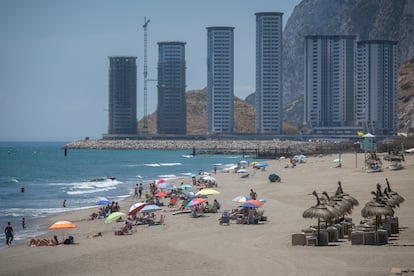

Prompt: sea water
xmin=0 ymin=141 xmax=250 ymax=248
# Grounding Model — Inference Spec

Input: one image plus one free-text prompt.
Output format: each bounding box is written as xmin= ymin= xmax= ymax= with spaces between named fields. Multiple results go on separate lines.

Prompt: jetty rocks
xmin=63 ymin=139 xmax=352 ymax=157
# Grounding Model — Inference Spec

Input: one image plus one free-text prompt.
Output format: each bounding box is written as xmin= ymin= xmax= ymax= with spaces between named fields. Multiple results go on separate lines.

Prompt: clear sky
xmin=0 ymin=0 xmax=301 ymax=141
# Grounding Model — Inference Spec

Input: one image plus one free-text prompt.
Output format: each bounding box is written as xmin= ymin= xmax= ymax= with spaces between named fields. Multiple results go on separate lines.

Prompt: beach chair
xmin=219 ymin=210 xmax=231 ymax=225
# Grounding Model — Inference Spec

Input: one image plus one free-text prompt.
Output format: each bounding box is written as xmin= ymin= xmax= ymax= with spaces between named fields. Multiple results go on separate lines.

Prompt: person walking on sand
xmin=5 ymin=222 xmax=14 ymax=246
xmin=138 ymin=183 xmax=143 ymax=199
xmin=134 ymin=184 xmax=139 ymax=199
xmin=250 ymin=189 xmax=257 ymax=200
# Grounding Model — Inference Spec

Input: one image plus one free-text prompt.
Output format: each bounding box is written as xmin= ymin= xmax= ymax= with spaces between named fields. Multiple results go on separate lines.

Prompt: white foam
xmin=67 ymin=186 xmax=116 ymax=195
xmin=144 ymin=163 xmax=161 ymax=167
xmin=160 ymin=163 xmax=182 ymax=166
xmin=158 ymin=174 xmax=177 ymax=179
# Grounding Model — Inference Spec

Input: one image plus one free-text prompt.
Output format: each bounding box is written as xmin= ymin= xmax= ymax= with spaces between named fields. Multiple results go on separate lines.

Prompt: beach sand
xmin=1 ymin=153 xmax=413 ymax=276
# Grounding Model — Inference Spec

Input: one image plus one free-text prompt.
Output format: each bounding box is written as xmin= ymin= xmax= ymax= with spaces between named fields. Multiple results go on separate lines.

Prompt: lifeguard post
xmin=360 ymin=133 xmax=380 ymax=171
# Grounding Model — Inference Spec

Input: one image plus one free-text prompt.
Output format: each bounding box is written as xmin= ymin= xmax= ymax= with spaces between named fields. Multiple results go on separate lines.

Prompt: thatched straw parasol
xmin=384 ymin=178 xmax=405 ymax=205
xmin=322 ymin=191 xmax=353 ymax=218
xmin=335 ymin=181 xmax=359 ymax=207
xmin=361 ymin=190 xmax=394 ymax=231
xmin=303 ymin=191 xmax=338 ymax=246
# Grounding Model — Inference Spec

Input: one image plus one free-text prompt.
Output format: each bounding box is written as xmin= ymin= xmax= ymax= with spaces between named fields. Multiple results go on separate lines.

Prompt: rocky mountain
xmin=138 ymin=88 xmax=257 ymax=135
xmin=398 ymin=59 xmax=414 ymax=133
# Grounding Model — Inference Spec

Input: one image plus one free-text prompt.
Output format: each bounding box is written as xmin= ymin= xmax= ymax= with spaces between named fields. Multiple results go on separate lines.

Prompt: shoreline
xmin=1 ymin=152 xmax=413 ymax=275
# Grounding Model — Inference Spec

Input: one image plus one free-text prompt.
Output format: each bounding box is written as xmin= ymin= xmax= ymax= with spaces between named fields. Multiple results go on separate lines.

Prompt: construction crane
xmin=142 ymin=17 xmax=150 ymax=130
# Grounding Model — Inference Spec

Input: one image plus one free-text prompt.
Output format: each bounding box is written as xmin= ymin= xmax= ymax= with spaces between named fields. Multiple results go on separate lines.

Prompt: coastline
xmin=1 ymin=152 xmax=413 ymax=275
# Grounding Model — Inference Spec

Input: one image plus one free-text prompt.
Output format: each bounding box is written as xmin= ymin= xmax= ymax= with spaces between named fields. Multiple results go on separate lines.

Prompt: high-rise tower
xmin=304 ymin=35 xmax=356 ymax=133
xmin=207 ymin=26 xmax=235 ymax=134
xmin=157 ymin=42 xmax=187 ymax=135
xmin=356 ymin=40 xmax=398 ymax=135
xmin=255 ymin=12 xmax=283 ymax=134
xmin=105 ymin=56 xmax=137 ymax=139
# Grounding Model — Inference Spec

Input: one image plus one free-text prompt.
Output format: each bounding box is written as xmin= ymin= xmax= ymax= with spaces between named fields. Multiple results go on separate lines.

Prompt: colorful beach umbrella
xmin=231 ymin=196 xmax=252 ymax=203
xmin=105 ymin=212 xmax=126 ymax=224
xmin=96 ymin=198 xmax=111 ymax=205
xmin=200 ymin=176 xmax=216 ymax=183
xmin=155 ymin=191 xmax=168 ymax=197
xmin=139 ymin=204 xmax=162 ymax=213
xmin=186 ymin=197 xmax=207 ymax=208
xmin=179 ymin=184 xmax=193 ymax=190
xmin=49 ymin=220 xmax=77 ymax=241
xmin=244 ymin=199 xmax=264 ymax=207
xmin=256 ymin=163 xmax=268 ymax=167
xmin=195 ymin=188 xmax=220 ymax=196
xmin=128 ymin=202 xmax=147 ymax=216
xmin=49 ymin=220 xmax=76 ymax=230
xmin=183 ymin=191 xmax=196 ymax=199
xmin=156 ymin=179 xmax=166 ymax=184
xmin=157 ymin=182 xmax=174 ymax=189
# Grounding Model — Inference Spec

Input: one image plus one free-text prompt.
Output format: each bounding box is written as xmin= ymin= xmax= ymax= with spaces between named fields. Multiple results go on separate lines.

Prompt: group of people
xmin=133 ymin=183 xmax=144 ymax=199
xmin=89 ymin=201 xmax=121 ymax=220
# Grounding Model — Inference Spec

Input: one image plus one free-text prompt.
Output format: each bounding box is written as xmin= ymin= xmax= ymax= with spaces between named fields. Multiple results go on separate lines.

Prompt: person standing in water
xmin=21 ymin=217 xmax=25 ymax=229
xmin=63 ymin=199 xmax=66 ymax=208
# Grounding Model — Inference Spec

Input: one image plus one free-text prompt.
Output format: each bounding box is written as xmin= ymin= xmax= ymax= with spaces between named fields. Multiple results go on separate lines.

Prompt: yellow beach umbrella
xmin=195 ymin=188 xmax=220 ymax=196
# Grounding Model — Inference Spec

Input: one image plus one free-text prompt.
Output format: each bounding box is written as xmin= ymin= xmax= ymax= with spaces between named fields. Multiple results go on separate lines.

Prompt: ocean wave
xmin=144 ymin=163 xmax=161 ymax=167
xmin=180 ymin=172 xmax=194 ymax=176
xmin=158 ymin=174 xmax=177 ymax=179
xmin=160 ymin=163 xmax=182 ymax=166
xmin=0 ymin=177 xmax=19 ymax=184
xmin=0 ymin=206 xmax=92 ymax=218
xmin=66 ymin=186 xmax=116 ymax=195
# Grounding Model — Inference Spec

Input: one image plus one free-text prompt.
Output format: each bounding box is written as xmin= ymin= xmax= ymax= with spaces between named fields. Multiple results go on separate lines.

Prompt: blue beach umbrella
xmin=254 ymin=163 xmax=268 ymax=168
xmin=96 ymin=198 xmax=111 ymax=205
xmin=231 ymin=196 xmax=252 ymax=203
xmin=139 ymin=204 xmax=162 ymax=213
xmin=179 ymin=184 xmax=193 ymax=190
xmin=157 ymin=182 xmax=174 ymax=189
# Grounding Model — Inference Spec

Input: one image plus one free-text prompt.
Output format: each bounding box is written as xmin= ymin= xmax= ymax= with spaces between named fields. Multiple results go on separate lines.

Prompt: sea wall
xmin=63 ymin=139 xmax=356 ymax=157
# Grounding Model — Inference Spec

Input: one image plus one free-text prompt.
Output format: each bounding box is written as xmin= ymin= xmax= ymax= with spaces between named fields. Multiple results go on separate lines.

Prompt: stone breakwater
xmin=63 ymin=139 xmax=346 ymax=155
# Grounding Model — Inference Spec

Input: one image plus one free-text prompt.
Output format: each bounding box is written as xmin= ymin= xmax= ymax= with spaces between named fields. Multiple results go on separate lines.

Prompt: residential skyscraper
xmin=356 ymin=40 xmax=398 ymax=135
xmin=207 ymin=26 xmax=235 ymax=134
xmin=304 ymin=35 xmax=356 ymax=133
xmin=255 ymin=12 xmax=283 ymax=134
xmin=157 ymin=41 xmax=187 ymax=135
xmin=105 ymin=56 xmax=137 ymax=139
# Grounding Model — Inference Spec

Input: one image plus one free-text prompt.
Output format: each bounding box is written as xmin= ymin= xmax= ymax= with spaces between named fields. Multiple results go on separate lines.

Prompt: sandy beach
xmin=1 ymin=152 xmax=413 ymax=276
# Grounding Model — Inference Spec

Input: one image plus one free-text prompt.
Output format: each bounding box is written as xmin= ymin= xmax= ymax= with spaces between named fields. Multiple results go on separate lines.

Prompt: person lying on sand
xmin=28 ymin=236 xmax=59 ymax=247
xmin=87 ymin=232 xmax=102 ymax=238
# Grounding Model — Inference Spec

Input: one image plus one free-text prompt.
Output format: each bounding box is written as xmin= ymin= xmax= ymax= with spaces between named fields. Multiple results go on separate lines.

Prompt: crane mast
xmin=142 ymin=17 xmax=150 ymax=130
